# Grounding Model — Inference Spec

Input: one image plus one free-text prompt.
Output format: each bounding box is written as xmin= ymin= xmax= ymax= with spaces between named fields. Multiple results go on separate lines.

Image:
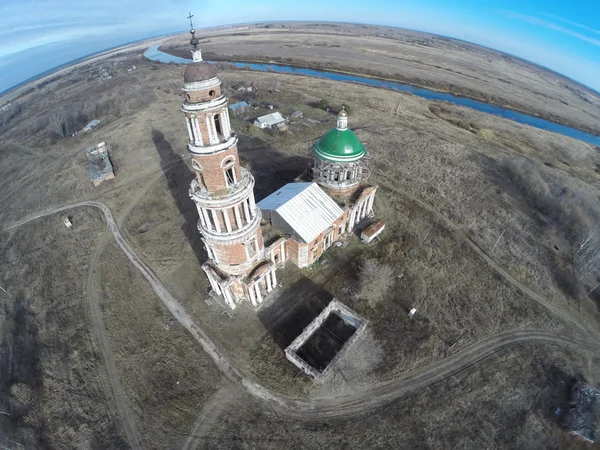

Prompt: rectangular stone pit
xmin=284 ymin=299 xmax=367 ymax=379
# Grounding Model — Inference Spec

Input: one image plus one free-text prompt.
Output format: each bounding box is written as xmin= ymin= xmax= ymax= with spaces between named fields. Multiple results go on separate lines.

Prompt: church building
xmin=181 ymin=26 xmax=380 ymax=310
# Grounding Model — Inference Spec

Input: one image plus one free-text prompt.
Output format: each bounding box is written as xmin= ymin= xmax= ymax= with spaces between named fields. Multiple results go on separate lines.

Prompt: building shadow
xmin=151 ymin=129 xmax=207 ymax=265
xmin=257 ymin=277 xmax=333 ymax=351
xmin=237 ymin=135 xmax=310 ymax=202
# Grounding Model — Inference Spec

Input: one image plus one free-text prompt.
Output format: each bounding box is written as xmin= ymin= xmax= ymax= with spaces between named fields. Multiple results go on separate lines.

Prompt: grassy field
xmin=0 ymin=42 xmax=599 ymax=446
xmin=0 ymin=208 xmax=128 ymax=449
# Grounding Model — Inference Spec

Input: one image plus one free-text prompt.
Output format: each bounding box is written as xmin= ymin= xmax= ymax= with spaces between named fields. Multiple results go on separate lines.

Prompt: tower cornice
xmin=187 ymin=134 xmax=238 ymax=155
xmin=182 ymin=96 xmax=228 ymax=112
xmin=189 ymin=168 xmax=254 ymax=208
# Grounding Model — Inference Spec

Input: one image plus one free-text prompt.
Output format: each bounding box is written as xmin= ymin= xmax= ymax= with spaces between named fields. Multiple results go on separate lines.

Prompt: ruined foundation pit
xmin=285 ymin=299 xmax=367 ymax=379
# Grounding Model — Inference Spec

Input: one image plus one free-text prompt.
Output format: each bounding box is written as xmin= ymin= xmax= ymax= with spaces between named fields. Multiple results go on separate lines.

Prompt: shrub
xmin=316 ymin=99 xmax=329 ymax=111
xmin=358 ymin=259 xmax=395 ymax=306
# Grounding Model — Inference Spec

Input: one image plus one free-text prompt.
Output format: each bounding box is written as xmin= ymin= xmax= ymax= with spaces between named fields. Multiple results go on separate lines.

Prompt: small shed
xmin=291 ymin=111 xmax=303 ymax=119
xmin=254 ymin=112 xmax=285 ymax=129
xmin=87 ymin=142 xmax=115 ymax=187
xmin=230 ymin=101 xmax=249 ymax=114
xmin=361 ymin=219 xmax=385 ymax=243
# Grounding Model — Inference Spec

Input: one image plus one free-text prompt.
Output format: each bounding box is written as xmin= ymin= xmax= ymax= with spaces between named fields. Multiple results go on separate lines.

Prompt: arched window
xmin=222 ymin=156 xmax=236 ymax=186
xmin=209 ymin=90 xmax=216 ymax=98
xmin=214 ymin=113 xmax=223 ymax=137
xmin=191 ymin=159 xmax=202 ymax=171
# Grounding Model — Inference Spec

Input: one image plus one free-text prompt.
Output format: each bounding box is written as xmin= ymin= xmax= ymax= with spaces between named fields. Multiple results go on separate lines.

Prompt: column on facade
xmin=271 ymin=269 xmax=277 ymax=286
xmin=223 ymin=288 xmax=234 ymax=309
xmin=206 ymin=116 xmax=217 ymax=145
xmin=248 ymin=284 xmax=257 ymax=306
xmin=280 ymin=241 xmax=286 ymax=263
xmin=196 ymin=204 xmax=208 ymax=228
xmin=255 ymin=283 xmax=263 ymax=304
xmin=210 ymin=209 xmax=222 ymax=232
xmin=361 ymin=200 xmax=368 ymax=219
xmin=222 ymin=109 xmax=231 ymax=137
xmin=201 ymin=208 xmax=212 ymax=231
xmin=234 ymin=204 xmax=243 ymax=229
xmin=207 ymin=272 xmax=221 ymax=295
xmin=223 ymin=208 xmax=232 ymax=232
xmin=191 ymin=118 xmax=202 ymax=145
xmin=242 ymin=198 xmax=251 ymax=223
xmin=249 ymin=195 xmax=256 ymax=218
xmin=266 ymin=272 xmax=273 ymax=292
xmin=203 ymin=240 xmax=214 ymax=260
xmin=186 ymin=118 xmax=194 ymax=143
xmin=368 ymin=193 xmax=375 ymax=213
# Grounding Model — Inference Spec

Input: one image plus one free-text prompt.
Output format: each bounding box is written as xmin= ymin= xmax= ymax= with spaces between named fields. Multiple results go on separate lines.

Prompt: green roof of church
xmin=313 ymin=127 xmax=366 ymax=162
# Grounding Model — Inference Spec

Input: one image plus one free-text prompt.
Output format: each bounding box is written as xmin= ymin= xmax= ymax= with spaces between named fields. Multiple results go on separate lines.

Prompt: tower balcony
xmin=198 ymin=208 xmax=262 ymax=244
xmin=189 ymin=167 xmax=254 ymax=208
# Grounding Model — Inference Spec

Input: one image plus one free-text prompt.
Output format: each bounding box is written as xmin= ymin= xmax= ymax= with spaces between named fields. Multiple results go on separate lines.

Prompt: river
xmin=144 ymin=44 xmax=600 ymax=146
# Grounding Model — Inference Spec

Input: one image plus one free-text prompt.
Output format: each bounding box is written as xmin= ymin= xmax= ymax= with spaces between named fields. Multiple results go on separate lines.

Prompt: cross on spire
xmin=187 ymin=12 xmax=195 ymax=30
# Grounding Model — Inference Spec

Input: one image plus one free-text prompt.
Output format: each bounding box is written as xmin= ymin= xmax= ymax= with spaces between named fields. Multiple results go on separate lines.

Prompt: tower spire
xmin=187 ymin=12 xmax=202 ymax=61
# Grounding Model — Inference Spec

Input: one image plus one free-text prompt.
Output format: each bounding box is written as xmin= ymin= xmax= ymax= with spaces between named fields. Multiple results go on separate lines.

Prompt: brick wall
xmin=319 ymin=183 xmax=362 ymax=199
xmin=192 ymin=145 xmax=241 ymax=192
xmin=186 ymin=85 xmax=222 ymax=104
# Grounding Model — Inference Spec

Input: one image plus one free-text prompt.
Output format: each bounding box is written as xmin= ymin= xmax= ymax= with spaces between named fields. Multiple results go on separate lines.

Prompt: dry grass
xmin=0 ymin=208 xmax=128 ymax=449
xmin=204 ymin=343 xmax=599 ymax=449
xmin=95 ymin=240 xmax=223 ymax=450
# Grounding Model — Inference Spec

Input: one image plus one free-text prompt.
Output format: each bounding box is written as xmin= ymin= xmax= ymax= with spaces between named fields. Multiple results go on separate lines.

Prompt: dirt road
xmin=3 ymin=201 xmax=598 ymax=424
xmin=85 ymin=231 xmax=143 ymax=449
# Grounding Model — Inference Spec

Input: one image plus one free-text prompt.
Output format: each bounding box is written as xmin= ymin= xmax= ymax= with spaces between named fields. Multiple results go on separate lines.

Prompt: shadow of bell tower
xmin=151 ymin=128 xmax=207 ymax=265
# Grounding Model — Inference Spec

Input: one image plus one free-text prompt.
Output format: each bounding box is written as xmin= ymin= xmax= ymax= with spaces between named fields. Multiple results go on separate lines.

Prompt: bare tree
xmin=48 ymin=109 xmax=66 ymax=137
xmin=358 ymin=259 xmax=394 ymax=306
xmin=573 ymin=226 xmax=600 ymax=281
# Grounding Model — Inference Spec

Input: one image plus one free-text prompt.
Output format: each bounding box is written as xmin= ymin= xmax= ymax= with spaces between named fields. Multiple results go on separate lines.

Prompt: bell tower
xmin=183 ymin=20 xmax=265 ymax=308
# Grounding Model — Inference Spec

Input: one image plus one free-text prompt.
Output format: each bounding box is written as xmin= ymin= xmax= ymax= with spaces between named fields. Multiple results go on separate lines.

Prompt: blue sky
xmin=1 ymin=0 xmax=600 ymax=93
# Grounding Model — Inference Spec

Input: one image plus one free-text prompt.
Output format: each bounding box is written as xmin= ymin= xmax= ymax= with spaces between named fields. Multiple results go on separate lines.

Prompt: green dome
xmin=313 ymin=127 xmax=366 ymax=163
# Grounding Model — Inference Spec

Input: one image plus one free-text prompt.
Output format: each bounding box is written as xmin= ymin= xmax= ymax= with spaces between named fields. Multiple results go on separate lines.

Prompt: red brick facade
xmin=185 ymin=85 xmax=221 ymax=104
xmin=191 ymin=145 xmax=241 ymax=193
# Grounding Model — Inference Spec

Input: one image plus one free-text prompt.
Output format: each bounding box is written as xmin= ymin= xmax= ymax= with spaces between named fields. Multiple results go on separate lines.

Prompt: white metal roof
xmin=258 ymin=182 xmax=344 ymax=243
xmin=255 ymin=111 xmax=285 ymax=126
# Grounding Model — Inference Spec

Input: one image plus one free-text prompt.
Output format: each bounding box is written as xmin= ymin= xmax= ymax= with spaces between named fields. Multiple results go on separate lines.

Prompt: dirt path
xmin=181 ymin=381 xmax=239 ymax=450
xmin=3 ymin=201 xmax=599 ymax=423
xmin=86 ymin=232 xmax=143 ymax=449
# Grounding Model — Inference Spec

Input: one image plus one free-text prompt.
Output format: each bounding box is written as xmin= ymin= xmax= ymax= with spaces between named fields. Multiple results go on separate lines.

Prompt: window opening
xmin=247 ymin=239 xmax=257 ymax=257
xmin=225 ymin=167 xmax=235 ymax=186
xmin=214 ymin=114 xmax=223 ymax=137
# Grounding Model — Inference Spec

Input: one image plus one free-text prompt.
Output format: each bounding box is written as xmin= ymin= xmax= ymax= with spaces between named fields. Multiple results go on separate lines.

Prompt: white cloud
xmin=503 ymin=11 xmax=600 ymax=47
xmin=540 ymin=13 xmax=600 ymax=36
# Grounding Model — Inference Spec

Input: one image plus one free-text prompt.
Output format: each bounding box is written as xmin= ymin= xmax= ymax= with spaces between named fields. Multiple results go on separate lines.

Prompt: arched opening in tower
xmin=225 ymin=167 xmax=235 ymax=185
xmin=214 ymin=114 xmax=223 ymax=138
